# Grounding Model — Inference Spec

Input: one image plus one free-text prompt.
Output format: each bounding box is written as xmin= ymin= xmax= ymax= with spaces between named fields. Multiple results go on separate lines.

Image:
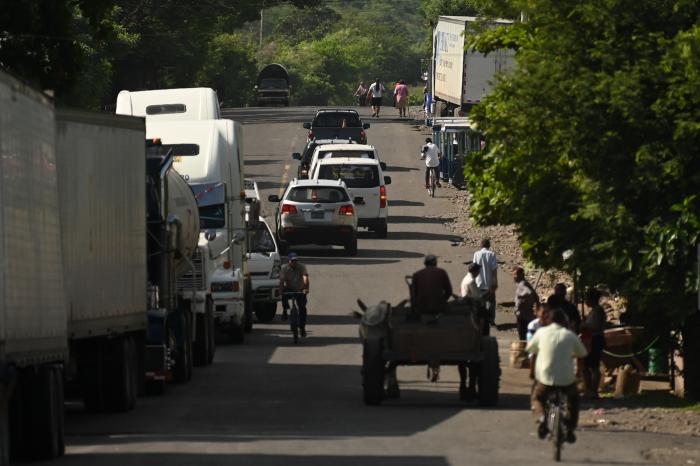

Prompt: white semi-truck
xmin=0 ymin=71 xmax=202 ymax=463
xmin=432 ymin=16 xmax=515 ymax=112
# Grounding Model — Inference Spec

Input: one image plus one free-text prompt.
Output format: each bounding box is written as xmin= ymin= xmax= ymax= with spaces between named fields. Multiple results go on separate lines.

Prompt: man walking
xmin=472 ymin=239 xmax=498 ymax=325
xmin=368 ymin=78 xmax=386 ymax=118
xmin=513 ymin=266 xmax=539 ymax=341
xmin=279 ymin=252 xmax=310 ymax=337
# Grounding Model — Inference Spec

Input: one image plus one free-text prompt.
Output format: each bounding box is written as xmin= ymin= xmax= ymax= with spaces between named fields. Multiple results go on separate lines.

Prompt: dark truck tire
xmin=193 ymin=306 xmax=212 ymax=367
xmin=345 ymin=236 xmax=358 ymax=256
xmin=254 ymin=302 xmax=277 ymax=323
xmin=362 ymin=338 xmax=385 ymax=405
xmin=478 ymin=336 xmax=501 ymax=407
xmin=104 ymin=336 xmax=138 ymax=412
xmin=174 ymin=312 xmax=193 ymax=383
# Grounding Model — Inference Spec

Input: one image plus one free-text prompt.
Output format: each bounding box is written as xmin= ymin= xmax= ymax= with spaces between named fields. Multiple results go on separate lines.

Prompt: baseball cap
xmin=287 ymin=252 xmax=298 ymax=261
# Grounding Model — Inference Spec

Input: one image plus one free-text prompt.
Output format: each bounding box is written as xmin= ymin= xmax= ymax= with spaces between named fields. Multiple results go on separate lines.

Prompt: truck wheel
xmin=362 ymin=338 xmax=385 ymax=405
xmin=145 ymin=379 xmax=166 ymax=396
xmin=104 ymin=336 xmax=136 ymax=412
xmin=229 ymin=323 xmax=245 ymax=344
xmin=254 ymin=302 xmax=277 ymax=323
xmin=345 ymin=236 xmax=358 ymax=256
xmin=174 ymin=312 xmax=193 ymax=383
xmin=375 ymin=220 xmax=388 ymax=239
xmin=477 ymin=336 xmax=501 ymax=407
xmin=79 ymin=340 xmax=105 ymax=412
xmin=193 ymin=311 xmax=210 ymax=367
xmin=29 ymin=366 xmax=63 ymax=460
xmin=8 ymin=368 xmax=29 ymax=460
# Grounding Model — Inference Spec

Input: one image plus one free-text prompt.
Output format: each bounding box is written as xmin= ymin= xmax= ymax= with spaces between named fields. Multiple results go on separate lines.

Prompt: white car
xmin=307 ymin=143 xmax=385 ymax=182
xmin=310 ymin=157 xmax=391 ymax=238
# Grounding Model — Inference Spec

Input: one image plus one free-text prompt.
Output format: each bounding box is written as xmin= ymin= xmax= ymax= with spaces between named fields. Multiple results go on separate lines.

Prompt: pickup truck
xmin=302 ymin=109 xmax=370 ymax=144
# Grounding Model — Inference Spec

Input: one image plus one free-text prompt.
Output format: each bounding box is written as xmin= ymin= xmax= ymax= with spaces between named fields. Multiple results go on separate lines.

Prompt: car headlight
xmin=211 ymin=281 xmax=240 ymax=292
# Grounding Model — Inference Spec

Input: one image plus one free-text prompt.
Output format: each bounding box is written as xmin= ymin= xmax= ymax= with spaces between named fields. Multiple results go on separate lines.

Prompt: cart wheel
xmin=362 ymin=338 xmax=385 ymax=405
xmin=478 ymin=336 xmax=500 ymax=407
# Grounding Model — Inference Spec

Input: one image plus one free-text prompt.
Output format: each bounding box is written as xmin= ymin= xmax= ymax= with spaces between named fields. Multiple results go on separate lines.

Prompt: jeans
xmin=425 ymin=166 xmax=439 ymax=187
xmin=531 ymin=382 xmax=580 ymax=429
xmin=282 ymin=291 xmax=308 ymax=329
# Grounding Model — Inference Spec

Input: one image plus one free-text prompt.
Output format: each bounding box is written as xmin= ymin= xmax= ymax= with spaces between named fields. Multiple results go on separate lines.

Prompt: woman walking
xmin=394 ymin=80 xmax=409 ymax=118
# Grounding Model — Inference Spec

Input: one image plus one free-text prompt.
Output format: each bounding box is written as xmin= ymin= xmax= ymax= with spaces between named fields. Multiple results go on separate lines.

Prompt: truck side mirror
xmin=353 ymin=197 xmax=365 ymax=205
xmin=268 ymin=195 xmax=280 ymax=203
xmin=205 ymin=230 xmax=217 ymax=241
xmin=292 ymin=152 xmax=301 ymax=160
xmin=302 ymin=122 xmax=311 ymax=129
xmin=384 ymin=176 xmax=392 ymax=185
xmin=380 ymin=162 xmax=387 ymax=171
xmin=363 ymin=123 xmax=370 ymax=130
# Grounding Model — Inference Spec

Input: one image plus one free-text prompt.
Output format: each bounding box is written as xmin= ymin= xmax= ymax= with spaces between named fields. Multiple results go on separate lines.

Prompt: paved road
xmin=44 ymin=107 xmax=699 ymax=466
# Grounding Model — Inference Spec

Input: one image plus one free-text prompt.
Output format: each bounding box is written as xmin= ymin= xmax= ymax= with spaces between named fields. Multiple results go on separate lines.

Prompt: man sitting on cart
xmin=411 ymin=254 xmax=452 ymax=314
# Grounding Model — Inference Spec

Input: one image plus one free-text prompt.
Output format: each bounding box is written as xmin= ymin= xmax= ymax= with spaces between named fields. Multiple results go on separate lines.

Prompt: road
xmin=43 ymin=107 xmax=698 ymax=466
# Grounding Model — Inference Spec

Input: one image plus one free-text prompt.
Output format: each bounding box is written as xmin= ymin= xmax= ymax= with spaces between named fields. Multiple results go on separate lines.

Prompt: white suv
xmin=310 ymin=157 xmax=391 ymax=238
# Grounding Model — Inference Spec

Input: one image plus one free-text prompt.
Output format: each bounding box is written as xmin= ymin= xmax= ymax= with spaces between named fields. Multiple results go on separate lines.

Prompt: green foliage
xmin=465 ymin=0 xmax=700 ymax=329
xmin=196 ymin=34 xmax=257 ymax=107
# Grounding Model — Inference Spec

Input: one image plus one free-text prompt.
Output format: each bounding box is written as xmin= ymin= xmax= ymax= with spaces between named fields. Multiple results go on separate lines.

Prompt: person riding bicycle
xmin=420 ymin=138 xmax=441 ymax=190
xmin=354 ymin=81 xmax=368 ymax=106
xmin=279 ymin=252 xmax=310 ymax=337
xmin=527 ymin=309 xmax=588 ymax=443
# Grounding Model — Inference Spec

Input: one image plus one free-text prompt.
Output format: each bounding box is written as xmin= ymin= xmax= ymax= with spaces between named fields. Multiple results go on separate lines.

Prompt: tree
xmin=465 ymin=0 xmax=700 ymax=395
xmin=196 ymin=33 xmax=257 ymax=107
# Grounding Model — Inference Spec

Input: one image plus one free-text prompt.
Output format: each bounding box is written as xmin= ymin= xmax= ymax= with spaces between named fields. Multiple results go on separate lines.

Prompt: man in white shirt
xmin=420 ymin=138 xmax=441 ymax=190
xmin=461 ymin=262 xmax=488 ymax=336
xmin=368 ymin=78 xmax=386 ymax=118
xmin=527 ymin=309 xmax=588 ymax=442
xmin=472 ymin=239 xmax=498 ymax=325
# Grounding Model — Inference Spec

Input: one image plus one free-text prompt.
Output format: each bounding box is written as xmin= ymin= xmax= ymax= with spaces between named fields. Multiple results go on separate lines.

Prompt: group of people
xmin=411 ymin=239 xmax=608 ymax=443
xmin=354 ymin=78 xmax=410 ymax=118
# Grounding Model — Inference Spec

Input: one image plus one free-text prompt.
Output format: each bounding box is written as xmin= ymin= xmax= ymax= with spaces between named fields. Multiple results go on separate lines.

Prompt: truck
xmin=255 ymin=64 xmax=291 ymax=107
xmin=116 ymin=87 xmax=221 ymax=121
xmin=432 ymin=16 xmax=515 ymax=113
xmin=146 ymin=120 xmax=252 ymax=343
xmin=302 ymin=109 xmax=370 ymax=144
xmin=0 ymin=70 xmax=202 ymax=464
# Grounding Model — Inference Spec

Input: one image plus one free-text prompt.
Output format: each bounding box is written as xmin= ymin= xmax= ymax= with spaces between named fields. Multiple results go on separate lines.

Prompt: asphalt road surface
xmin=43 ymin=106 xmax=699 ymax=466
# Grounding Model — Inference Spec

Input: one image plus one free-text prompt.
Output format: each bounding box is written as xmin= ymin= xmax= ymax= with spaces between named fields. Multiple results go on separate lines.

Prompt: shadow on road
xmin=293 ymin=247 xmax=422 ymax=260
xmin=245 ymin=159 xmax=286 ymax=166
xmin=383 ymin=165 xmax=419 ymax=173
xmin=389 ymin=215 xmax=454 ymax=225
xmin=388 ymin=199 xmax=425 ymax=207
xmin=388 ymin=231 xmax=463 ymax=242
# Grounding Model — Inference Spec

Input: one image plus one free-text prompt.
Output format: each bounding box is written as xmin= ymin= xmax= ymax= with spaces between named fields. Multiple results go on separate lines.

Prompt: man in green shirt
xmin=527 ymin=309 xmax=588 ymax=443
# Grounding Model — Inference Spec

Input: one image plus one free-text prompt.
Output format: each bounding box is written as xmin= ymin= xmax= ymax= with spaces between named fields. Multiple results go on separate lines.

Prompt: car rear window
xmin=288 ymin=187 xmax=350 ymax=203
xmin=146 ymin=104 xmax=187 ymax=115
xmin=317 ymin=164 xmax=380 ymax=188
xmin=313 ymin=113 xmax=361 ymax=128
xmin=318 ymin=150 xmax=375 ymax=159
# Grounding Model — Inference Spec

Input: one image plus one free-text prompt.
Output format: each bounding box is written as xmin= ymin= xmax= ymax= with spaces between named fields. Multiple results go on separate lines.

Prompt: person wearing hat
xmin=279 ymin=252 xmax=310 ymax=336
xmin=411 ymin=254 xmax=452 ymax=315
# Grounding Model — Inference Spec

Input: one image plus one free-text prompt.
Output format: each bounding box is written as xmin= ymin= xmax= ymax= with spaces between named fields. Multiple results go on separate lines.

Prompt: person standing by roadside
xmin=581 ymin=288 xmax=607 ymax=399
xmin=513 ymin=266 xmax=539 ymax=341
xmin=354 ymin=81 xmax=368 ymax=106
xmin=550 ymin=283 xmax=581 ymax=333
xmin=368 ymin=78 xmax=386 ymax=118
xmin=394 ymin=80 xmax=409 ymax=118
xmin=279 ymin=252 xmax=310 ymax=337
xmin=420 ymin=137 xmax=441 ymax=190
xmin=473 ymin=239 xmax=498 ymax=325
xmin=461 ymin=262 xmax=488 ymax=336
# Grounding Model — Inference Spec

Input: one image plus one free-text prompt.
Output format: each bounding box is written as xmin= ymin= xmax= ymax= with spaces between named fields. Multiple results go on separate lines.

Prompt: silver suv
xmin=268 ymin=179 xmax=361 ymax=256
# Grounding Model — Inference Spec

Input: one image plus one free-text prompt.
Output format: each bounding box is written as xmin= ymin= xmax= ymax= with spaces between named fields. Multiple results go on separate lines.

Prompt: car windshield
xmin=146 ymin=104 xmax=187 ymax=115
xmin=317 ymin=164 xmax=380 ymax=188
xmin=199 ymin=204 xmax=225 ymax=229
xmin=313 ymin=113 xmax=361 ymax=128
xmin=260 ymin=78 xmax=287 ymax=89
xmin=318 ymin=150 xmax=375 ymax=159
xmin=287 ymin=187 xmax=350 ymax=203
xmin=249 ymin=224 xmax=276 ymax=253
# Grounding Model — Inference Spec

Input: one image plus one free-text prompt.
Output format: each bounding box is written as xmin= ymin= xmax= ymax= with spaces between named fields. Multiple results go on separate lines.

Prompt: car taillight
xmin=339 ymin=204 xmax=354 ymax=216
xmin=380 ymin=185 xmax=387 ymax=208
xmin=281 ymin=204 xmax=298 ymax=215
xmin=308 ymin=131 xmax=314 ymax=140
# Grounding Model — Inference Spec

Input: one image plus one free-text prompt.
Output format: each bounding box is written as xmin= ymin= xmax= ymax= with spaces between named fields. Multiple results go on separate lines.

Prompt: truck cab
xmin=255 ymin=64 xmax=291 ymax=107
xmin=146 ymin=120 xmax=250 ymax=343
xmin=117 ymin=87 xmax=221 ymax=121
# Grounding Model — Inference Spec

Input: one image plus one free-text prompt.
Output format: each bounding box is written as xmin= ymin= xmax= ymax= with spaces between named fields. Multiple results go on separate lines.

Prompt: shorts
xmin=371 ymin=97 xmax=383 ymax=107
xmin=584 ymin=334 xmax=605 ymax=369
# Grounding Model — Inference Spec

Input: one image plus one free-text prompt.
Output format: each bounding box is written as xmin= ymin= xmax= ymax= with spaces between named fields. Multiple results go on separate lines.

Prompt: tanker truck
xmin=0 ymin=69 xmax=202 ymax=463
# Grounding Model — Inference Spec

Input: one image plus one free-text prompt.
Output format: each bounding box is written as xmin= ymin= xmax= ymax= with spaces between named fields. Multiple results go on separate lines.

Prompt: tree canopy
xmin=463 ymin=0 xmax=700 ymax=330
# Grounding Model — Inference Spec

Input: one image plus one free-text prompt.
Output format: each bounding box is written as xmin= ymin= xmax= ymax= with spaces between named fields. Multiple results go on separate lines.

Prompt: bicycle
xmin=427 ymin=166 xmax=438 ymax=197
xmin=545 ymin=387 xmax=570 ymax=462
xmin=283 ymin=292 xmax=306 ymax=344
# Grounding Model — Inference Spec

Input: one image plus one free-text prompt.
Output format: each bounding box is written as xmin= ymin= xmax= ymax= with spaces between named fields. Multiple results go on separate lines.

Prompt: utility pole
xmin=259 ymin=6 xmax=264 ymax=48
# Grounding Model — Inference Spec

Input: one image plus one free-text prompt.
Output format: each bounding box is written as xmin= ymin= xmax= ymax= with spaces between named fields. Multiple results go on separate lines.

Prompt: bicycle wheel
xmin=290 ymin=305 xmax=299 ymax=344
xmin=551 ymin=404 xmax=562 ymax=462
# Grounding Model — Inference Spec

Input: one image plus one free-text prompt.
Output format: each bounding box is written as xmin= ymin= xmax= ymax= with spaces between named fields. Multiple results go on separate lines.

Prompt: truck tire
xmin=207 ymin=300 xmax=216 ymax=364
xmin=28 ymin=366 xmax=63 ymax=460
xmin=174 ymin=312 xmax=193 ymax=383
xmin=103 ymin=336 xmax=137 ymax=412
xmin=477 ymin=336 xmax=500 ymax=407
xmin=345 ymin=236 xmax=358 ymax=256
xmin=79 ymin=340 xmax=105 ymax=412
xmin=254 ymin=302 xmax=277 ymax=323
xmin=375 ymin=220 xmax=388 ymax=239
xmin=229 ymin=323 xmax=245 ymax=344
xmin=362 ymin=338 xmax=385 ymax=405
xmin=193 ymin=311 xmax=210 ymax=367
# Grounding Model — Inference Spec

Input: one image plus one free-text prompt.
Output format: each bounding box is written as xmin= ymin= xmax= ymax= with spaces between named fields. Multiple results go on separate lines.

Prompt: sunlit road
xmin=41 ymin=106 xmax=699 ymax=466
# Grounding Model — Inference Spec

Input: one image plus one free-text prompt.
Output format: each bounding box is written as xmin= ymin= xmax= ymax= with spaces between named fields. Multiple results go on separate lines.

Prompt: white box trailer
xmin=432 ymin=16 xmax=515 ymax=108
